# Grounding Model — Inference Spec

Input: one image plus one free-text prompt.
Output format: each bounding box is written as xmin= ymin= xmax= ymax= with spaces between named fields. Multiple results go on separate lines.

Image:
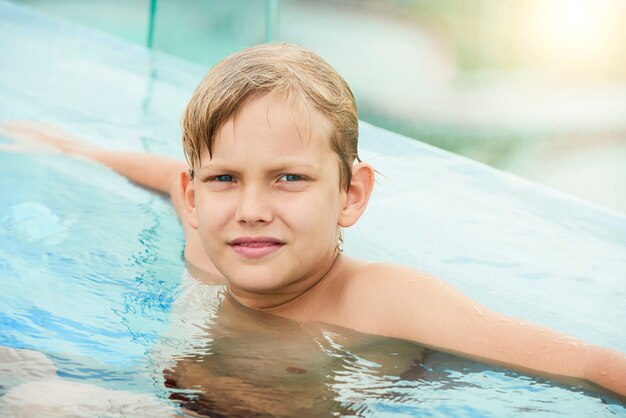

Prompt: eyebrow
xmin=197 ymin=159 xmax=320 ymax=173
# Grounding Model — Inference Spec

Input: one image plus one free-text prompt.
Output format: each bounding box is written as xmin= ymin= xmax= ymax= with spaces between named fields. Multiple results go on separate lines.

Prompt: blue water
xmin=0 ymin=153 xmax=182 ymax=386
xmin=1 ymin=1 xmax=625 ymax=416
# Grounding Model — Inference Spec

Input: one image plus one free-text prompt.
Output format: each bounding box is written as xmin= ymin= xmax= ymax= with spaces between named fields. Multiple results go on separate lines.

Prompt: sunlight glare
xmin=524 ymin=0 xmax=620 ymax=70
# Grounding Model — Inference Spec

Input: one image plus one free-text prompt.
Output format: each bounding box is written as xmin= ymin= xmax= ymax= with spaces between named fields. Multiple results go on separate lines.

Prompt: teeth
xmin=234 ymin=242 xmax=281 ymax=246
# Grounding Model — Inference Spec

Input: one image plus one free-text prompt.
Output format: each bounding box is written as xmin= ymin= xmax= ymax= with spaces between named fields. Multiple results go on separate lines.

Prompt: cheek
xmin=195 ymin=193 xmax=231 ymax=232
xmin=286 ymin=188 xmax=342 ymax=233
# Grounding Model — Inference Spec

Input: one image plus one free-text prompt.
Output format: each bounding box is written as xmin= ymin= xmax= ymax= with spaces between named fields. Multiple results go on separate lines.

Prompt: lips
xmin=229 ymin=236 xmax=285 ymax=258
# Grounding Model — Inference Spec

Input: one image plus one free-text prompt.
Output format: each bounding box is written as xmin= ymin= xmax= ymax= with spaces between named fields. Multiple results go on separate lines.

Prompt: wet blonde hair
xmin=182 ymin=43 xmax=360 ymax=190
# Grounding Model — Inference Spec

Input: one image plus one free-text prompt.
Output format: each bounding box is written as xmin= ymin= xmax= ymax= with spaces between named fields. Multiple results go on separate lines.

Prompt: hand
xmin=0 ymin=121 xmax=96 ymax=156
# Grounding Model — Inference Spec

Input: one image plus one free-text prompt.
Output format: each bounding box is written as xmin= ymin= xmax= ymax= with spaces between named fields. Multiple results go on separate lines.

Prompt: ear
xmin=180 ymin=171 xmax=199 ymax=230
xmin=338 ymin=163 xmax=375 ymax=228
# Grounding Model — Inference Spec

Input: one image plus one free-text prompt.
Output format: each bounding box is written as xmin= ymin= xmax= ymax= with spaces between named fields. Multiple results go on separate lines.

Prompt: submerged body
xmin=161 ymin=274 xmax=429 ymax=417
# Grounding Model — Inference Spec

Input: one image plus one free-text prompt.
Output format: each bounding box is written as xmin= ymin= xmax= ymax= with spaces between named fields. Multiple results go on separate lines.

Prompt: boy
xmin=3 ymin=43 xmax=625 ymax=403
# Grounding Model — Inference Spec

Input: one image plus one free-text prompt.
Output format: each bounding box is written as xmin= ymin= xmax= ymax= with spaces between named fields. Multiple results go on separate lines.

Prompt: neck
xmin=227 ymin=252 xmax=344 ymax=313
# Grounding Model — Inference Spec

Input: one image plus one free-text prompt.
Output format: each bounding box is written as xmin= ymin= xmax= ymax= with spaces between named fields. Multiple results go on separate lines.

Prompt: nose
xmin=235 ymin=184 xmax=273 ymax=225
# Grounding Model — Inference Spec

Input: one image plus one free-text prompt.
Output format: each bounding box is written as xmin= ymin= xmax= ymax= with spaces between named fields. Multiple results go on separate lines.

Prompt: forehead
xmin=208 ymin=95 xmax=334 ymax=161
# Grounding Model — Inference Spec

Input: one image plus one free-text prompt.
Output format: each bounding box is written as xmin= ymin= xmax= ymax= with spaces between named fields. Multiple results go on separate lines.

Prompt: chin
xmin=224 ymin=269 xmax=293 ymax=294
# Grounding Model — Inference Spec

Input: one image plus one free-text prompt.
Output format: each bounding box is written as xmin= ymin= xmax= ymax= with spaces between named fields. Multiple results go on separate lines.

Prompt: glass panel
xmin=150 ymin=0 xmax=267 ymax=67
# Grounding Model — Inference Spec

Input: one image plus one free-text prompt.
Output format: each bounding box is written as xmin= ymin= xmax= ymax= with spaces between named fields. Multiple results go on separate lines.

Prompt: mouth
xmin=228 ymin=236 xmax=285 ymax=259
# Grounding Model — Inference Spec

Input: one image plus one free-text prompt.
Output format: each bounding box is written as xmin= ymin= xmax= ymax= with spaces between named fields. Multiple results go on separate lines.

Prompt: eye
xmin=212 ymin=174 xmax=236 ymax=182
xmin=279 ymin=174 xmax=302 ymax=182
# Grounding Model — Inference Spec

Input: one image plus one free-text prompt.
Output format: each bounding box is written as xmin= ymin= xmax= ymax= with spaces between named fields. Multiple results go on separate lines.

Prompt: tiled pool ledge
xmin=1 ymin=0 xmax=624 ymax=359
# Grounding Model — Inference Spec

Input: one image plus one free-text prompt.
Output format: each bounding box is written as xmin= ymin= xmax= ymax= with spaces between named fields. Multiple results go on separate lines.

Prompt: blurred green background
xmin=10 ymin=0 xmax=626 ymax=213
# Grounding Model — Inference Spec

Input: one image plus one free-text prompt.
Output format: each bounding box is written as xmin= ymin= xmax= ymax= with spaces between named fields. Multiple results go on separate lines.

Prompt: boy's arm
xmin=1 ymin=122 xmax=186 ymax=193
xmin=344 ymin=264 xmax=626 ymax=397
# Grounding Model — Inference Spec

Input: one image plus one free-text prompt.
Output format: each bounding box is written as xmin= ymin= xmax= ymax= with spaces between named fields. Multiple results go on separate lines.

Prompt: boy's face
xmin=187 ymin=95 xmax=348 ymax=307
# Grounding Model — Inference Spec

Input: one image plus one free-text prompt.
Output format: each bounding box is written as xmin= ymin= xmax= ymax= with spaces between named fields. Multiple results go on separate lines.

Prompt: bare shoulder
xmin=340 ymin=258 xmax=452 ymax=298
xmin=349 ymin=261 xmax=428 ymax=280
xmin=323 ymin=257 xmax=465 ymax=339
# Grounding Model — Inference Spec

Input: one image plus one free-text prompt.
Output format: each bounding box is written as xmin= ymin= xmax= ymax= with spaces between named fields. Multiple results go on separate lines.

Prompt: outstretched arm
xmin=0 ymin=122 xmax=218 ymax=275
xmin=339 ymin=264 xmax=626 ymax=398
xmin=1 ymin=122 xmax=186 ymax=193
xmin=403 ymin=269 xmax=624 ymax=396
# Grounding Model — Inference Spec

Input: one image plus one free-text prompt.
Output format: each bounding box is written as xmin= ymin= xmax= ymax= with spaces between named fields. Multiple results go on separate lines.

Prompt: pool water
xmin=1 ymin=1 xmax=625 ymax=416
